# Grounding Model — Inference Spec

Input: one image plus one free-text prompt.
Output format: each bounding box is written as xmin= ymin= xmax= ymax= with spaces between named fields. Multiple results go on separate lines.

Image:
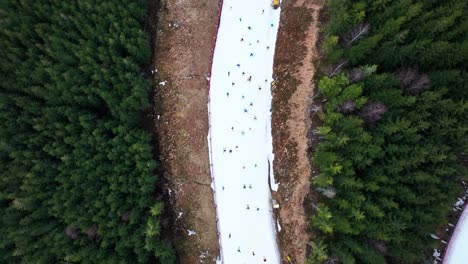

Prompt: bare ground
xmin=149 ymin=0 xmax=220 ymax=263
xmin=272 ymin=0 xmax=323 ymax=263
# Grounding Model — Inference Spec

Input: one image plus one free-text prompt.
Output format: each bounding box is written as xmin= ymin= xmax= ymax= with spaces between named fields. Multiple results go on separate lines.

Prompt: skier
xmin=244 ymin=108 xmax=248 ymax=113
xmin=229 ymin=233 xmax=231 ymax=238
xmin=242 ymin=72 xmax=245 ymax=75
xmin=249 ymin=184 xmax=252 ymax=189
xmin=222 ymin=186 xmax=225 ymax=191
xmin=250 ymin=53 xmax=254 ymax=58
xmin=229 ymin=149 xmax=232 ymax=153
xmin=249 ymin=102 xmax=253 ymax=106
xmin=241 ymin=130 xmax=245 ymax=135
xmin=246 ymin=204 xmax=250 ymax=210
xmin=253 ymin=251 xmax=256 ymax=256
xmin=267 ymin=46 xmax=270 ymax=50
xmin=238 ymin=247 xmax=241 ymax=253
xmin=248 ymin=76 xmax=252 ymax=82
xmin=248 ymin=26 xmax=251 ymax=30
xmin=239 ymin=18 xmax=242 ymax=22
xmin=255 ymin=163 xmax=257 ymax=167
xmin=223 ymin=148 xmax=226 ymax=153
xmin=243 ymin=184 xmax=246 ymax=189
xmin=258 ymin=86 xmax=262 ymax=90
xmin=262 ymin=9 xmax=264 ymax=14
xmin=254 ymin=116 xmax=257 ymax=120
xmin=263 ymin=257 xmax=267 ymax=262
xmin=227 ymin=92 xmax=229 ymax=97
xmin=232 ymin=82 xmax=235 ymax=86
xmin=257 ymin=207 xmax=260 ymax=211
xmin=228 ymin=71 xmax=230 ymax=76
xmin=242 ymin=95 xmax=245 ymax=100
xmin=237 ymin=63 xmax=240 ymax=67
xmin=231 ymin=126 xmax=234 ymax=131
xmin=257 ymin=40 xmax=260 ymax=43
xmin=241 ymin=38 xmax=244 ymax=42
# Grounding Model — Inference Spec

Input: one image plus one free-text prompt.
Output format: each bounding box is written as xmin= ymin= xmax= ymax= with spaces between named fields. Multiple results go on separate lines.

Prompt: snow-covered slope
xmin=207 ymin=0 xmax=281 ymax=263
xmin=444 ymin=206 xmax=468 ymax=264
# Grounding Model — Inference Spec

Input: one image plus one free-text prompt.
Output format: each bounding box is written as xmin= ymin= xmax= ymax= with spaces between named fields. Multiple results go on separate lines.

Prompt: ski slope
xmin=443 ymin=206 xmax=468 ymax=264
xmin=207 ymin=0 xmax=281 ymax=263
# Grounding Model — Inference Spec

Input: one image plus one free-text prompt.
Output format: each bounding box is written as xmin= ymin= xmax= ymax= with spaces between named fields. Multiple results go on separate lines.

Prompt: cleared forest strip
xmin=151 ymin=0 xmax=220 ymax=262
xmin=272 ymin=0 xmax=323 ymax=263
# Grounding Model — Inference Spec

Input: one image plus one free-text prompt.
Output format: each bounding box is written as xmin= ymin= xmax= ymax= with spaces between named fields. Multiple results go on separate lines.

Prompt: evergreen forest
xmin=0 ymin=0 xmax=175 ymax=263
xmin=308 ymin=0 xmax=467 ymax=263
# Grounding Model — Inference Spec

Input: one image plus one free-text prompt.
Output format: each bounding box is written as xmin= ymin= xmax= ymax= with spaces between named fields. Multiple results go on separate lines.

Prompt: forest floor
xmin=271 ymin=0 xmax=324 ymax=263
xmin=148 ymin=0 xmax=220 ymax=263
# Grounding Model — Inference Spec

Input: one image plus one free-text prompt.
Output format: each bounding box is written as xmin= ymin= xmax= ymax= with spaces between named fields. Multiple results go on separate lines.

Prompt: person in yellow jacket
xmin=273 ymin=0 xmax=280 ymax=9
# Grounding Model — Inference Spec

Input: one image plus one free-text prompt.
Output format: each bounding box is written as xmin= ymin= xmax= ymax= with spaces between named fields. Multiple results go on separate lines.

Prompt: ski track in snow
xmin=208 ymin=0 xmax=281 ymax=263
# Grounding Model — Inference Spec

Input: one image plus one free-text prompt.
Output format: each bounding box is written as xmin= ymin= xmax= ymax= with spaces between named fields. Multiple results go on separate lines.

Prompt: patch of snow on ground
xmin=454 ymin=198 xmax=465 ymax=208
xmin=176 ymin=211 xmax=183 ymax=220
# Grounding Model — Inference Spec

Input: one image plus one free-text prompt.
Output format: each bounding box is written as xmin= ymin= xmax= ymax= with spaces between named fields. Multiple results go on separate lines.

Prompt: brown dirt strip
xmin=149 ymin=0 xmax=220 ymax=263
xmin=272 ymin=0 xmax=323 ymax=263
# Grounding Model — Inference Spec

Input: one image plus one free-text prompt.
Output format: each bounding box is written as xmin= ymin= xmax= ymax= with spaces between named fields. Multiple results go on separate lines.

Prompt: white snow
xmin=443 ymin=206 xmax=468 ymax=263
xmin=207 ymin=0 xmax=281 ymax=263
xmin=200 ymin=251 xmax=211 ymax=259
xmin=188 ymin=229 xmax=197 ymax=236
xmin=176 ymin=211 xmax=183 ymax=220
xmin=454 ymin=198 xmax=465 ymax=208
